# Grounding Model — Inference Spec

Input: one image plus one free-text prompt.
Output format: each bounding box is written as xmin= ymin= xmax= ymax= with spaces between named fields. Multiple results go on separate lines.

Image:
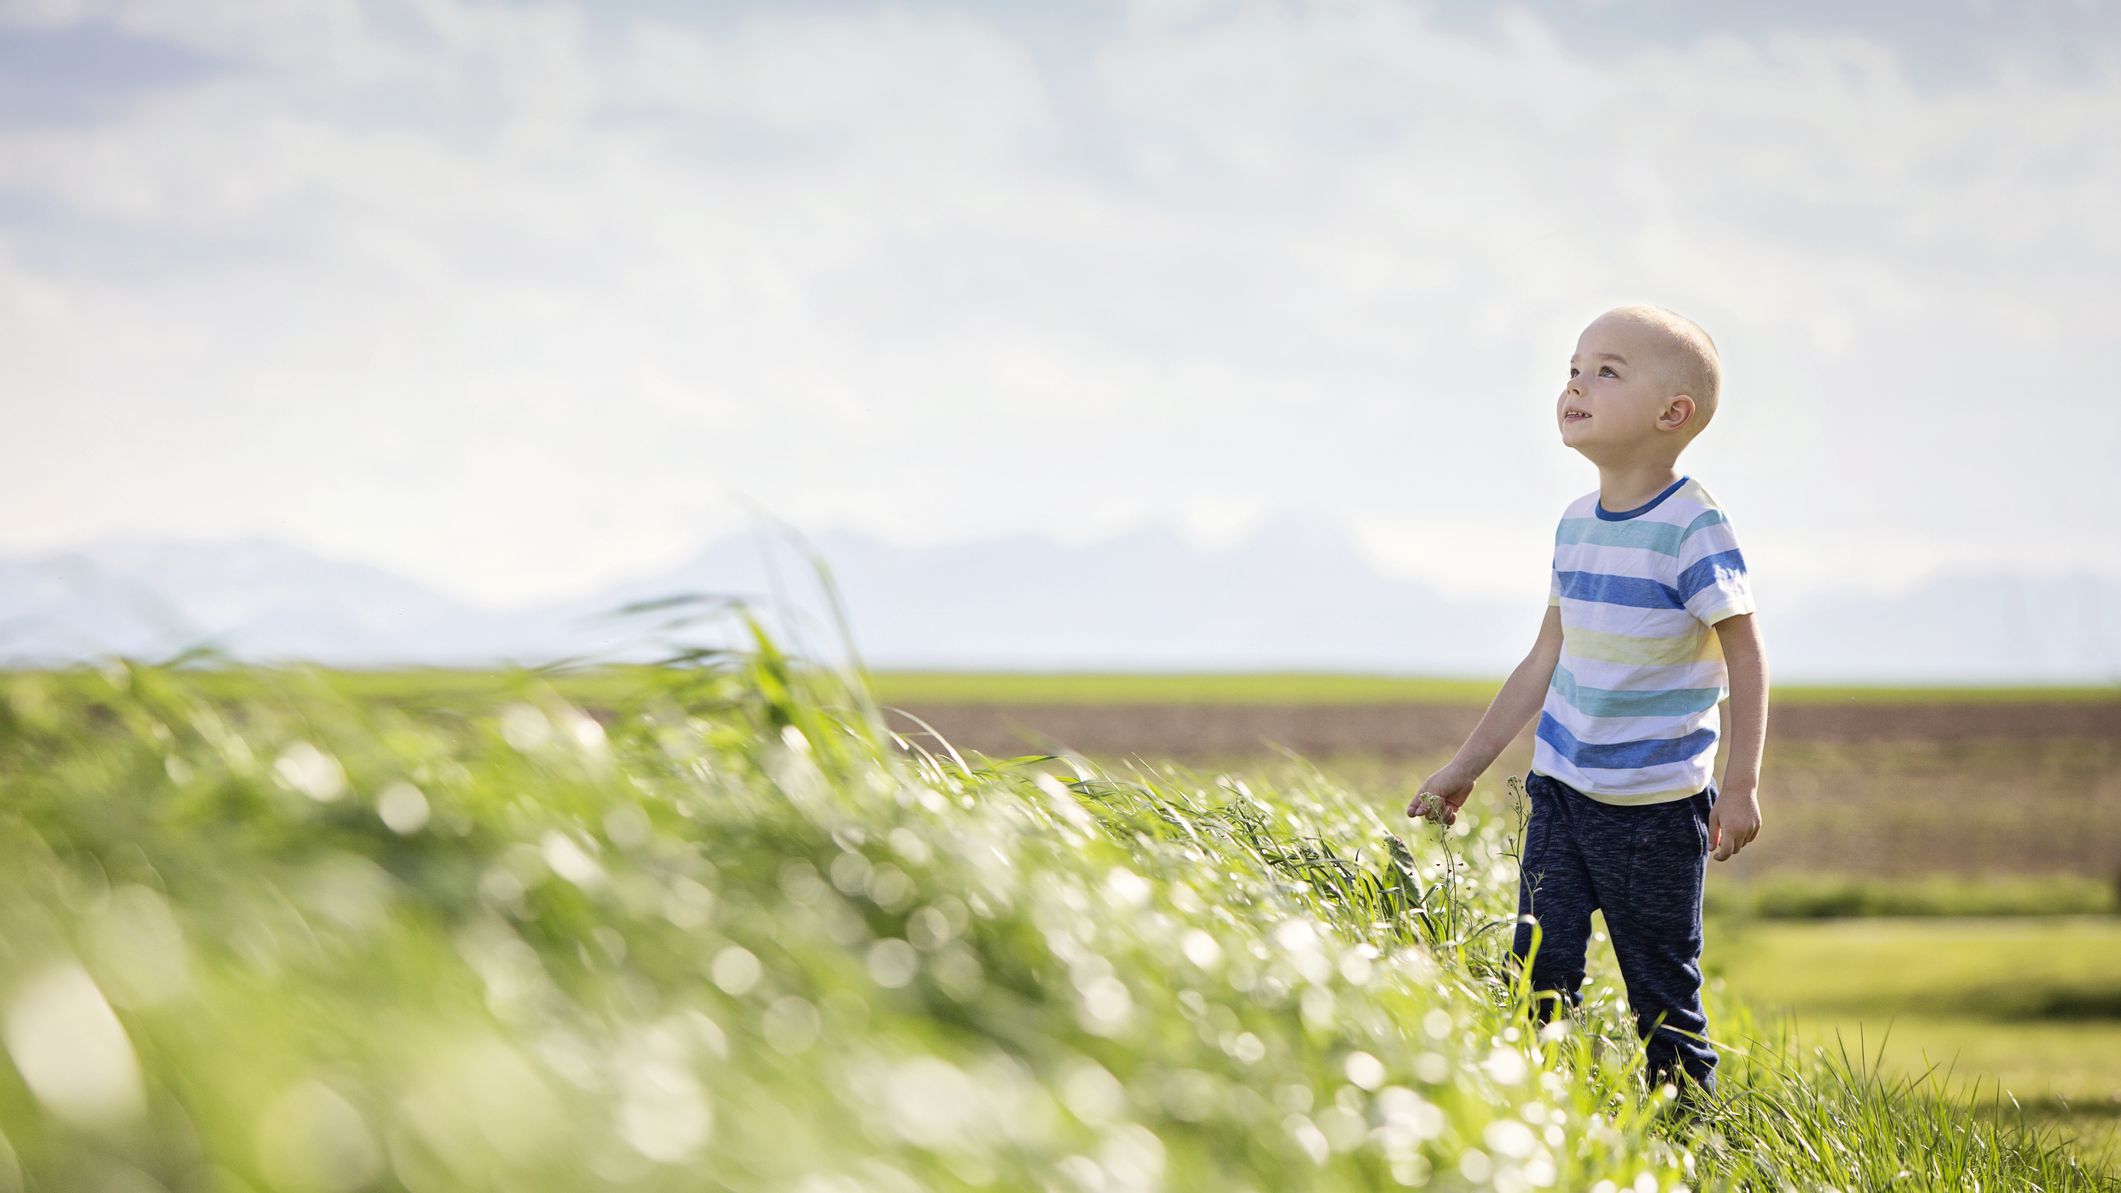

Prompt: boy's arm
xmin=1711 ymin=611 xmax=1767 ymax=860
xmin=1453 ymin=603 xmax=1563 ymax=776
xmin=1408 ymin=605 xmax=1562 ymax=822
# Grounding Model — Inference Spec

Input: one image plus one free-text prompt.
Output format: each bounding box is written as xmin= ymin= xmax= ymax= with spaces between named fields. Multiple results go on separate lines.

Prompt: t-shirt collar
xmin=1594 ymin=475 xmax=1688 ymax=521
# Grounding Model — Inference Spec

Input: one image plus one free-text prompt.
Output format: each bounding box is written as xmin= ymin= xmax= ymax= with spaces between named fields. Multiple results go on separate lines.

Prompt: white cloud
xmin=0 ymin=0 xmax=2115 ymax=606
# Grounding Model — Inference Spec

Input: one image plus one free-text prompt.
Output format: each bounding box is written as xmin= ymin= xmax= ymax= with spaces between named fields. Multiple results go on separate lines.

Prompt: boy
xmin=1405 ymin=304 xmax=1768 ymax=1106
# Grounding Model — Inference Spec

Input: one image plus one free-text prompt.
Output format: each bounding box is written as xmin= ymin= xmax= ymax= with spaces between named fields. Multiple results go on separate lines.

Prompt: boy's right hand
xmin=1407 ymin=764 xmax=1479 ymax=826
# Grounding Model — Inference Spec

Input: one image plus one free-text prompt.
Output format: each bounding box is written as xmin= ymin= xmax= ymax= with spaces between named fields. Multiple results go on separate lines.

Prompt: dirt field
xmin=878 ymin=698 xmax=2119 ymax=759
xmin=880 ymin=698 xmax=2121 ymax=882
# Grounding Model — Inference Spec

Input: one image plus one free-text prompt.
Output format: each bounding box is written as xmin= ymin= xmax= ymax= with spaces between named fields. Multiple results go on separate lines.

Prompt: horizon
xmin=10 ymin=513 xmax=2117 ymax=612
xmin=6 ymin=524 xmax=2117 ymax=682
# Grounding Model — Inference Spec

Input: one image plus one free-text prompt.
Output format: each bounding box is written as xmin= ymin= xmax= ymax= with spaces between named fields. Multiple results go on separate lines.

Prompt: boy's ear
xmin=1659 ymin=395 xmax=1697 ymax=432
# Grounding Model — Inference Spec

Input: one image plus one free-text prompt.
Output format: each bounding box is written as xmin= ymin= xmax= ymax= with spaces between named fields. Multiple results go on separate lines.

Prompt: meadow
xmin=0 ymin=628 xmax=2113 ymax=1190
xmin=867 ymin=668 xmax=2121 ymax=1176
xmin=1714 ymin=915 xmax=2121 ymax=1173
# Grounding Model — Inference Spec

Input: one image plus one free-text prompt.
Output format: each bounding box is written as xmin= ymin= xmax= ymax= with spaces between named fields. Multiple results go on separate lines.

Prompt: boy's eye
xmin=1600 ymin=366 xmax=1617 ymax=377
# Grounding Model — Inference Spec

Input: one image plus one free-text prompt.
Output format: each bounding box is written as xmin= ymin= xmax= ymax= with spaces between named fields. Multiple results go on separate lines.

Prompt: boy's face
xmin=1556 ymin=314 xmax=1691 ymax=459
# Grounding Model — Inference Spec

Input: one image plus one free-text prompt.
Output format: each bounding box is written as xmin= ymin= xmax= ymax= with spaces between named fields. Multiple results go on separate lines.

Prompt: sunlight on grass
xmin=0 ymin=596 xmax=2111 ymax=1189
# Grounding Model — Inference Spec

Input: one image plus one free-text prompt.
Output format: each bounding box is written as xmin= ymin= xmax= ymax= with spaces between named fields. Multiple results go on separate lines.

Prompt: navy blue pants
xmin=1509 ymin=769 xmax=1719 ymax=1096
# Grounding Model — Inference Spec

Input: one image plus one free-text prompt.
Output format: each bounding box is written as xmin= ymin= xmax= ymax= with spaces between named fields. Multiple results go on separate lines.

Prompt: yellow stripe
xmin=1579 ymin=785 xmax=1698 ymax=807
xmin=1562 ymin=625 xmax=1721 ymax=667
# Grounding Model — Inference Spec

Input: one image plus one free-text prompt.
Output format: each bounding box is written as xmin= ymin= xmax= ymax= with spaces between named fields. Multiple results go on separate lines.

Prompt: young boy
xmin=1405 ymin=304 xmax=1768 ymax=1105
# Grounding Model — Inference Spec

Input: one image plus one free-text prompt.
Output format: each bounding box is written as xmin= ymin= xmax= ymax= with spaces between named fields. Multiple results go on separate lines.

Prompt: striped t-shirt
xmin=1533 ymin=475 xmax=1755 ymax=807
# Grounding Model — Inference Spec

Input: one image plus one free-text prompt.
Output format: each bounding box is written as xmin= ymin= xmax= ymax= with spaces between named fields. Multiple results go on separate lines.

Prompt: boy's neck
xmin=1597 ymin=462 xmax=1683 ymax=513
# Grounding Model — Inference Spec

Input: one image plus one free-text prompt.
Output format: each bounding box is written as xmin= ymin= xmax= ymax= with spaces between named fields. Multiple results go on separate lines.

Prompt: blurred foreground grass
xmin=1 ymin=625 xmax=2113 ymax=1190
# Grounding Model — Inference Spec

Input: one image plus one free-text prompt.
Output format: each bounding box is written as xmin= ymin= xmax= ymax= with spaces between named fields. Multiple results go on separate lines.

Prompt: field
xmin=0 ymin=646 xmax=2115 ymax=1189
xmin=869 ymin=669 xmax=2121 ymax=1173
xmin=865 ymin=680 xmax=2121 ymax=887
xmin=1712 ymin=916 xmax=2121 ymax=1173
xmin=864 ymin=671 xmax=2121 ymax=707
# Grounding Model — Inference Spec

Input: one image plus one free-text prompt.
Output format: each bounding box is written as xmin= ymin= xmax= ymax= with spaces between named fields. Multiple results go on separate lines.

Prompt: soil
xmin=877 ymin=699 xmax=2120 ymax=762
xmin=876 ymin=698 xmax=2121 ymax=882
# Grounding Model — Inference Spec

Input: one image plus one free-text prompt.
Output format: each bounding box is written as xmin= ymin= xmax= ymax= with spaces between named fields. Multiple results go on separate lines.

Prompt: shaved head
xmin=1596 ymin=305 xmax=1721 ymax=437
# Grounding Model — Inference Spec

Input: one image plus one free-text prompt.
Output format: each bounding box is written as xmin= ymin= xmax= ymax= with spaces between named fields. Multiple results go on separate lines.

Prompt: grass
xmin=1047 ymin=740 xmax=2121 ymax=898
xmin=0 ymin=615 xmax=2113 ymax=1189
xmin=1713 ymin=915 xmax=2121 ymax=1019
xmin=1709 ymin=916 xmax=2121 ymax=1173
xmin=1702 ymin=873 xmax=2119 ymax=919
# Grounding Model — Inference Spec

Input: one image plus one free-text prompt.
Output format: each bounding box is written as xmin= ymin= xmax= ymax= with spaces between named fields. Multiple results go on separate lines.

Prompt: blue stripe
xmin=1678 ymin=548 xmax=1748 ymax=603
xmin=1556 ymin=517 xmax=1687 ymax=557
xmin=1550 ymin=665 xmax=1721 ymax=719
xmin=1536 ymin=712 xmax=1715 ymax=770
xmin=1555 ymin=569 xmax=1685 ymax=610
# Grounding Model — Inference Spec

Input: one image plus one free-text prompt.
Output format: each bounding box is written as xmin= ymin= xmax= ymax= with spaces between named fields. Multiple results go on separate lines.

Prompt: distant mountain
xmin=1 ymin=525 xmax=2115 ymax=683
xmin=1765 ymin=570 xmax=2121 ymax=683
xmin=0 ymin=536 xmax=560 ymax=667
xmin=558 ymin=512 xmax=1534 ymax=675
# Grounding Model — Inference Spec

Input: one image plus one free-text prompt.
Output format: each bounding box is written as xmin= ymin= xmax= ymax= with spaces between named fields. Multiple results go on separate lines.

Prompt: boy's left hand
xmin=1709 ymin=786 xmax=1762 ymax=862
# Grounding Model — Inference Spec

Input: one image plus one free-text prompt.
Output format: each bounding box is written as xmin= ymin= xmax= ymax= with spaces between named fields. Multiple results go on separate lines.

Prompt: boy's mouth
xmin=1563 ymin=410 xmax=1591 ymax=424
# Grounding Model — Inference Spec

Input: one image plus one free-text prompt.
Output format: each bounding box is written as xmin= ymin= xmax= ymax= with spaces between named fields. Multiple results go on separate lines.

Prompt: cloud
xmin=0 ymin=0 xmax=2115 ymax=607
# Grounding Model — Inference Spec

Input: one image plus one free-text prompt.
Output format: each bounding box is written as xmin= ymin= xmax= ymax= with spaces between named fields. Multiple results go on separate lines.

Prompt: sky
xmin=3 ymin=0 xmax=2118 ymax=613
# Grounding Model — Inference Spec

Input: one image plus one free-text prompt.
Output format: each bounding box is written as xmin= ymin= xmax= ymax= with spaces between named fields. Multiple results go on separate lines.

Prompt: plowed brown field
xmin=881 ymin=698 xmax=2121 ymax=882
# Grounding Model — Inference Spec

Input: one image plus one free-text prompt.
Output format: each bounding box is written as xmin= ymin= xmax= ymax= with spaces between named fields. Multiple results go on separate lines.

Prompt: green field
xmin=1 ymin=647 xmax=2113 ymax=1189
xmin=1708 ymin=916 xmax=2121 ymax=1174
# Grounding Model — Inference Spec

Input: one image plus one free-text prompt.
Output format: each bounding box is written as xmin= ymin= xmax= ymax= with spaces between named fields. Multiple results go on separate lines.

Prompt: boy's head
xmin=1558 ymin=305 xmax=1720 ymax=464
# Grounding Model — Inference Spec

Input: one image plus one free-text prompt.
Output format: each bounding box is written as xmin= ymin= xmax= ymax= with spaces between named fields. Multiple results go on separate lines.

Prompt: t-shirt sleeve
xmin=1548 ymin=519 xmax=1565 ymax=608
xmin=1677 ymin=508 xmax=1755 ymax=626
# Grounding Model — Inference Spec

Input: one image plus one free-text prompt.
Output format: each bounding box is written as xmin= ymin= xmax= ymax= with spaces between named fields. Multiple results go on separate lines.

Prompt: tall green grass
xmin=0 ymin=606 xmax=2109 ymax=1189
